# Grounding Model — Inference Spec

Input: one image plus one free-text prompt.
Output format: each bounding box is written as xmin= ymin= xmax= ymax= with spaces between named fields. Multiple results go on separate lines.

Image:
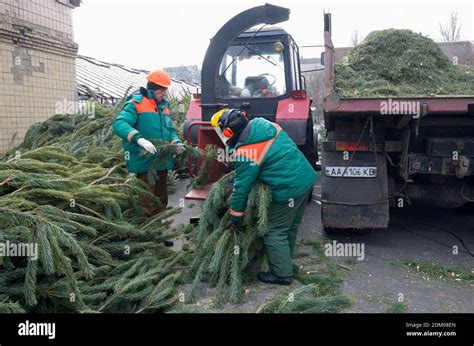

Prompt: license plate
xmin=325 ymin=166 xmax=377 ymax=178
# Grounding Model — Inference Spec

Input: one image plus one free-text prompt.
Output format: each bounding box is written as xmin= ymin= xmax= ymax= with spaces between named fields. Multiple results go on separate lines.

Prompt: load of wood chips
xmin=335 ymin=29 xmax=474 ymax=97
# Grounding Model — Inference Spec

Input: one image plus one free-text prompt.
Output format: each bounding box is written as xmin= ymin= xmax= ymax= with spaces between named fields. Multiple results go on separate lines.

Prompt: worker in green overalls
xmin=211 ymin=109 xmax=318 ymax=285
xmin=113 ymin=70 xmax=185 ymax=216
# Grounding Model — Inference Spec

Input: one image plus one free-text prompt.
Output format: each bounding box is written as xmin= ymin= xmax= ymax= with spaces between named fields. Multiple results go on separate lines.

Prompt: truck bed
xmin=324 ymin=94 xmax=474 ymax=115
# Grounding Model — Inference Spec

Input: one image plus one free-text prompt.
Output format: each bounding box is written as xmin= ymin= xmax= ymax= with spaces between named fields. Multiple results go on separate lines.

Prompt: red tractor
xmin=183 ymin=3 xmax=317 ymax=200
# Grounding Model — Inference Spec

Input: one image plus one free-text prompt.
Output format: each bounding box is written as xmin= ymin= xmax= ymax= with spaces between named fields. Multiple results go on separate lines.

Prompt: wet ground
xmin=168 ymin=179 xmax=474 ymax=313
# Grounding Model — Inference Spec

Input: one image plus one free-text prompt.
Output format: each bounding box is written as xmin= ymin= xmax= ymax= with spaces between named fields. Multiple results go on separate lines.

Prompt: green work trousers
xmin=136 ymin=170 xmax=168 ymax=216
xmin=264 ymin=188 xmax=312 ymax=277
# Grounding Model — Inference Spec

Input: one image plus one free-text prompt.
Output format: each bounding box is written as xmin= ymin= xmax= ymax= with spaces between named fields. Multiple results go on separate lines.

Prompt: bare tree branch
xmin=439 ymin=11 xmax=462 ymax=41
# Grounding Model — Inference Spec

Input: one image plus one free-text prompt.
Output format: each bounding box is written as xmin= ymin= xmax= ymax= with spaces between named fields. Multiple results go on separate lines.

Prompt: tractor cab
xmin=214 ymin=27 xmax=303 ymax=119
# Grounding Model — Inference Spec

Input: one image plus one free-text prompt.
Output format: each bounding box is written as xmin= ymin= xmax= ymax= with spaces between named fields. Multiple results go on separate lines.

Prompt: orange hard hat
xmin=147 ymin=69 xmax=171 ymax=88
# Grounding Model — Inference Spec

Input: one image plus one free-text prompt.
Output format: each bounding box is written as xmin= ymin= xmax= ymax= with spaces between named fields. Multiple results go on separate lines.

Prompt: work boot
xmin=257 ymin=271 xmax=292 ymax=286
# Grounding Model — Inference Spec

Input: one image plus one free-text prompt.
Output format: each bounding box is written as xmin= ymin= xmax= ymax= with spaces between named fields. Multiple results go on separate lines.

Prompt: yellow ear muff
xmin=211 ymin=108 xmax=229 ymax=127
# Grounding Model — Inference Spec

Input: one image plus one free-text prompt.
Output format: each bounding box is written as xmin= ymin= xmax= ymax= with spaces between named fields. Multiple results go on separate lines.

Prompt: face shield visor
xmin=213 ymin=126 xmax=230 ymax=145
xmin=211 ymin=108 xmax=232 ymax=145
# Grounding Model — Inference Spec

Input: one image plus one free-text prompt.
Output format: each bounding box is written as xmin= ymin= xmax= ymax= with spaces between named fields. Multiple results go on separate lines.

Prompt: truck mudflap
xmin=321 ymin=151 xmax=389 ymax=229
xmin=322 ymin=201 xmax=389 ymax=229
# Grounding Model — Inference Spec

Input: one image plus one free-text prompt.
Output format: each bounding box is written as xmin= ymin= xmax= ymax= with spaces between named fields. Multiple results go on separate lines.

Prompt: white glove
xmin=137 ymin=138 xmax=157 ymax=154
xmin=175 ymin=143 xmax=186 ymax=155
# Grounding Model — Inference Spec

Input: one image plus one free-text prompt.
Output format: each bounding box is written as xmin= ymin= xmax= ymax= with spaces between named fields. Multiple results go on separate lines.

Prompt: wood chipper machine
xmin=183 ymin=3 xmax=318 ymax=201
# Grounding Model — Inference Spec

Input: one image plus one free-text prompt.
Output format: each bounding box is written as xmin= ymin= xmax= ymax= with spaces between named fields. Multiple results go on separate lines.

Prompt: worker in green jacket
xmin=112 ymin=70 xmax=185 ymax=216
xmin=211 ymin=109 xmax=318 ymax=285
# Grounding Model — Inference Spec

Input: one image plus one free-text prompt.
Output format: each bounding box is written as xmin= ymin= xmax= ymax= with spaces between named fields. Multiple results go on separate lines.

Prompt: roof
xmin=76 ymin=55 xmax=200 ymax=102
xmin=164 ymin=65 xmax=200 ymax=85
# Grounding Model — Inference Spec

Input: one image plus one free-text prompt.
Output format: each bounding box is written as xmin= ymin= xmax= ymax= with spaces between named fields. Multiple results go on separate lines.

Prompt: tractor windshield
xmin=217 ymin=41 xmax=287 ymax=99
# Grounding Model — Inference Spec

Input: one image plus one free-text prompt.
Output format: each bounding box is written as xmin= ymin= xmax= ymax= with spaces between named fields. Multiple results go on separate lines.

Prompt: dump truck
xmin=321 ymin=13 xmax=474 ymax=230
xmin=183 ymin=3 xmax=317 ymax=200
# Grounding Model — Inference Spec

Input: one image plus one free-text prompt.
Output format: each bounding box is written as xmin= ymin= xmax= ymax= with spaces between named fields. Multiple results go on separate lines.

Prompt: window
xmin=217 ymin=41 xmax=287 ymax=99
xmin=290 ymin=40 xmax=302 ymax=91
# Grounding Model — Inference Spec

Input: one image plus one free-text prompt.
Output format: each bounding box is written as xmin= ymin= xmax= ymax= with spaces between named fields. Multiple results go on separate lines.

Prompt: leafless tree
xmin=439 ymin=11 xmax=462 ymax=41
xmin=351 ymin=29 xmax=362 ymax=46
xmin=303 ymin=71 xmax=324 ymax=124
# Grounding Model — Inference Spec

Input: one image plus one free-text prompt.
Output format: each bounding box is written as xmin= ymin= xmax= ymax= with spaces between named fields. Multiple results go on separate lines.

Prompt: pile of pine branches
xmin=0 ymin=101 xmax=197 ymax=313
xmin=335 ymin=29 xmax=474 ymax=97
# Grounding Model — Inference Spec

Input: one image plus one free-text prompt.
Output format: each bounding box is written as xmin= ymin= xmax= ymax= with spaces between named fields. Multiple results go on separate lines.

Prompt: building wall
xmin=0 ymin=0 xmax=79 ymax=153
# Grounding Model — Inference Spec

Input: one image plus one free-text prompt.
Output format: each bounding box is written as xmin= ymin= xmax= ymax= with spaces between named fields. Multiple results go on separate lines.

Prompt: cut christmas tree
xmin=188 ymin=172 xmax=273 ymax=305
